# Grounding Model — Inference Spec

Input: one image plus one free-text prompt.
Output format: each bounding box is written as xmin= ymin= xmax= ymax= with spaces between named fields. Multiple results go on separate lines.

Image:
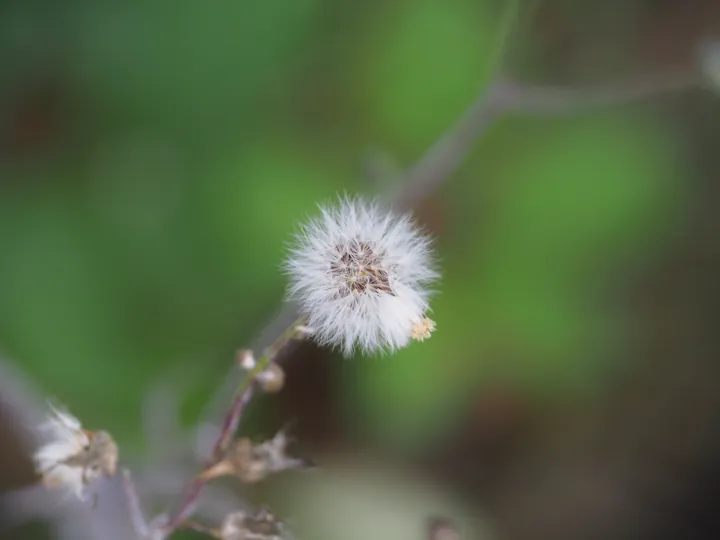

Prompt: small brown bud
xmin=256 ymin=363 xmax=285 ymax=393
xmin=236 ymin=349 xmax=256 ymax=370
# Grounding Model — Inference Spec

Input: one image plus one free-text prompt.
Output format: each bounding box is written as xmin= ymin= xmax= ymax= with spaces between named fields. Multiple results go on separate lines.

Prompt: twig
xmin=394 ymin=68 xmax=699 ymax=211
xmin=121 ymin=468 xmax=149 ymax=538
xmin=156 ymin=318 xmax=307 ymax=538
xmin=390 ymin=0 xmax=522 ymax=212
xmin=390 ymin=86 xmax=505 ymax=211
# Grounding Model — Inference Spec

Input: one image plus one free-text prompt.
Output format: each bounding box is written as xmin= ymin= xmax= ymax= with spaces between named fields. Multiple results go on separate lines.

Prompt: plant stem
xmin=213 ymin=318 xmax=307 ymax=460
xmin=121 ymin=468 xmax=149 ymax=538
xmin=157 ymin=317 xmax=307 ymax=538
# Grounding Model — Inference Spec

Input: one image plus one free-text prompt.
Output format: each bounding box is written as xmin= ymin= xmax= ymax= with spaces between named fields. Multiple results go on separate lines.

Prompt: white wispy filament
xmin=285 ymin=197 xmax=439 ymax=356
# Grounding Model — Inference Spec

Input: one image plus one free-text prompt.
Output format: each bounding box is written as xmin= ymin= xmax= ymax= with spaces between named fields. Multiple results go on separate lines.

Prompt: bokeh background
xmin=1 ymin=0 xmax=720 ymax=539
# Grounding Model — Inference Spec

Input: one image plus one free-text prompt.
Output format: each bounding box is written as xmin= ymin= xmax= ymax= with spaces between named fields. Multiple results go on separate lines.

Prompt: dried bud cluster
xmin=200 ymin=429 xmax=309 ymax=484
xmin=33 ymin=403 xmax=118 ymax=500
xmin=285 ymin=197 xmax=439 ymax=356
xmin=236 ymin=350 xmax=286 ymax=393
xmin=219 ymin=508 xmax=284 ymax=540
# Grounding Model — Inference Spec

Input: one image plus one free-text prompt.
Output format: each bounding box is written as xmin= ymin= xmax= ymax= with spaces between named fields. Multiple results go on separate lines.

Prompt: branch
xmin=497 ymin=70 xmax=701 ymax=115
xmin=390 ymin=87 xmax=504 ymax=211
xmin=393 ymin=67 xmax=700 ymax=211
xmin=155 ymin=319 xmax=307 ymax=538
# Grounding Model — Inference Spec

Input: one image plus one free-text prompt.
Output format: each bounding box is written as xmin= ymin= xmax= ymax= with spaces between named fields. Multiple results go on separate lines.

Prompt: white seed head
xmin=33 ymin=402 xmax=118 ymax=500
xmin=285 ymin=197 xmax=439 ymax=356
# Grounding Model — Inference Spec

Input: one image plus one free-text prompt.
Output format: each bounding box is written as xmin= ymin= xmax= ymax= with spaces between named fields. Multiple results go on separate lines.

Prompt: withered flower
xmin=33 ymin=402 xmax=118 ymax=500
xmin=200 ymin=429 xmax=310 ymax=484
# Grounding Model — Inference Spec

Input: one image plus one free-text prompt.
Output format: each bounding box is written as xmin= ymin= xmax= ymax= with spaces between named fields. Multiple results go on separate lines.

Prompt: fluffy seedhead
xmin=285 ymin=197 xmax=439 ymax=355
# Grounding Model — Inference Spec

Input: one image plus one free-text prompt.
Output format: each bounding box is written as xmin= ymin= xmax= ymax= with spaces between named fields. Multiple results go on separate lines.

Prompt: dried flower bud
xmin=33 ymin=402 xmax=118 ymax=500
xmin=220 ymin=508 xmax=284 ymax=540
xmin=256 ymin=363 xmax=285 ymax=393
xmin=236 ymin=349 xmax=257 ymax=371
xmin=199 ymin=429 xmax=310 ymax=484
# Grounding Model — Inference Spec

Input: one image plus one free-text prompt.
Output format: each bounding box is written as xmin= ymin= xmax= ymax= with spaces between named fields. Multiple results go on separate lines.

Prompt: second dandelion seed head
xmin=285 ymin=197 xmax=439 ymax=356
xmin=33 ymin=403 xmax=118 ymax=500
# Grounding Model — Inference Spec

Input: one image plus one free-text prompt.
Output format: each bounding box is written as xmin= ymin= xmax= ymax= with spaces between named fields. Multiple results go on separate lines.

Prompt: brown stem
xmin=157 ymin=318 xmax=306 ymax=538
xmin=121 ymin=468 xmax=149 ymax=538
xmin=496 ymin=70 xmax=700 ymax=115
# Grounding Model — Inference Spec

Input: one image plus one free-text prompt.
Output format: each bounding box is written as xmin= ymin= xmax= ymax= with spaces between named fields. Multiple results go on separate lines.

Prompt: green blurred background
xmin=1 ymin=1 xmax=719 ymax=539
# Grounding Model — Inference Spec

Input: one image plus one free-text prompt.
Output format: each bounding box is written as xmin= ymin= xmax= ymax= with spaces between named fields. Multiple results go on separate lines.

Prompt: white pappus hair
xmin=284 ymin=197 xmax=439 ymax=356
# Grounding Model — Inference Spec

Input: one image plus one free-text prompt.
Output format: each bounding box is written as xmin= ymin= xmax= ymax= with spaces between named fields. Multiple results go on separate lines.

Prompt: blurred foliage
xmin=0 ymin=0 xmax=685 ymax=468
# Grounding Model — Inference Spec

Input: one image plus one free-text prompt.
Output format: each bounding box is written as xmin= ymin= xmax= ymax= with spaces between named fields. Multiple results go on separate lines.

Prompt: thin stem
xmin=181 ymin=520 xmax=220 ymax=537
xmin=121 ymin=468 xmax=149 ymax=538
xmin=497 ymin=70 xmax=700 ymax=115
xmin=487 ymin=0 xmax=524 ymax=76
xmin=391 ymin=88 xmax=503 ymax=211
xmin=391 ymin=0 xmax=525 ymax=212
xmin=157 ymin=317 xmax=307 ymax=537
xmin=393 ymin=67 xmax=699 ymax=211
xmin=213 ymin=318 xmax=307 ymax=460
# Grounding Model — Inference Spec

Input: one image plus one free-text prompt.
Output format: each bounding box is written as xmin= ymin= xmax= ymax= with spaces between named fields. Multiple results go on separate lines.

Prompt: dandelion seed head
xmin=285 ymin=197 xmax=439 ymax=355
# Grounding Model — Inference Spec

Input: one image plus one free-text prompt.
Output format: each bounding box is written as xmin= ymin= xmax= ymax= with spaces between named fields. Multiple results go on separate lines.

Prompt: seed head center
xmin=330 ymin=239 xmax=393 ymax=296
